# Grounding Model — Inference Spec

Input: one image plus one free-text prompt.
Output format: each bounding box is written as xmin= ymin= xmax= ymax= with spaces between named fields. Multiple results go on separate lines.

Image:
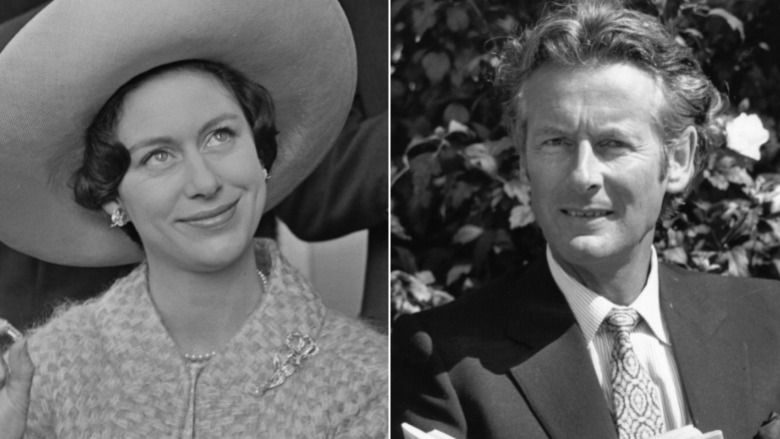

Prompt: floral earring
xmin=110 ymin=207 xmax=129 ymax=228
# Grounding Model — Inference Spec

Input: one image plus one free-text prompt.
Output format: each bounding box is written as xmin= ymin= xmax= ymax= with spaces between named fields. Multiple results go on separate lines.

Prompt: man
xmin=392 ymin=1 xmax=780 ymax=438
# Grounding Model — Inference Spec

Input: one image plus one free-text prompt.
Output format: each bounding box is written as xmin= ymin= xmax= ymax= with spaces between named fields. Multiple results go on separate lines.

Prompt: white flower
xmin=726 ymin=113 xmax=769 ymax=161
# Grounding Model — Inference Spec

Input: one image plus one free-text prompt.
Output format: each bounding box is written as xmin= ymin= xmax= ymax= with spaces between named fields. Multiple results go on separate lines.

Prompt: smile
xmin=179 ymin=199 xmax=239 ymax=229
xmin=561 ymin=209 xmax=612 ymax=218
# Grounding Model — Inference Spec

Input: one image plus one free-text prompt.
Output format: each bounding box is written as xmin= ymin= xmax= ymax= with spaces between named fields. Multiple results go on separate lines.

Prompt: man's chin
xmin=551 ymin=236 xmax=617 ymax=267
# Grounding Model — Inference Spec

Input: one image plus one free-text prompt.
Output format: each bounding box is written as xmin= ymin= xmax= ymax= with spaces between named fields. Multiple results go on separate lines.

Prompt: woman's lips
xmin=179 ymin=199 xmax=239 ymax=229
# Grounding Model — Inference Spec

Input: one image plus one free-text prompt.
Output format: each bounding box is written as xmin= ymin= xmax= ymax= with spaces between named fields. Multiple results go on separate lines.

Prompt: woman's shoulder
xmin=317 ymin=312 xmax=387 ymax=372
xmin=26 ymin=264 xmax=146 ymax=366
xmin=25 ymin=296 xmax=103 ymax=375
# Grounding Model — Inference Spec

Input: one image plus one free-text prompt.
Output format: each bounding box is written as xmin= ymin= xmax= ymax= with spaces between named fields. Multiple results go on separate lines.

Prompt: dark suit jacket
xmin=392 ymin=257 xmax=780 ymax=439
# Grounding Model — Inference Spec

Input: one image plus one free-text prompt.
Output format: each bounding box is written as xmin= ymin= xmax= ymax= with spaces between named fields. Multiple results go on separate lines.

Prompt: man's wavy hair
xmin=494 ymin=0 xmax=725 ymax=213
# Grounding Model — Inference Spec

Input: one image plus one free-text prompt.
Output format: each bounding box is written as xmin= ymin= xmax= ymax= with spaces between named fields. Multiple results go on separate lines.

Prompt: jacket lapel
xmin=506 ymin=260 xmax=618 ymax=439
xmin=659 ymin=265 xmax=750 ymax=438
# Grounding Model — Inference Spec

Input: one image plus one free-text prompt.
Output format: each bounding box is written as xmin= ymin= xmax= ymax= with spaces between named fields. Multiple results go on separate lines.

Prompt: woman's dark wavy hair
xmin=494 ymin=0 xmax=726 ymax=214
xmin=72 ymin=59 xmax=279 ymax=245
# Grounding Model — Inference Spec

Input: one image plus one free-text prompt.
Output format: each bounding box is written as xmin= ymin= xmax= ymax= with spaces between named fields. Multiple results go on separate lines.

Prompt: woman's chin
xmin=162 ymin=234 xmax=255 ymax=272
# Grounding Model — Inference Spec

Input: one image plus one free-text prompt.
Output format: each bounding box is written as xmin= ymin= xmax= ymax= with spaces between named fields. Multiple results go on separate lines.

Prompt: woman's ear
xmin=665 ymin=126 xmax=697 ymax=194
xmin=102 ymin=200 xmax=121 ymax=217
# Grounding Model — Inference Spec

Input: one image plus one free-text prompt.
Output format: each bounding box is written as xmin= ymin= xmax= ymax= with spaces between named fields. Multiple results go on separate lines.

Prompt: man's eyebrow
xmin=532 ymin=125 xmax=569 ymax=136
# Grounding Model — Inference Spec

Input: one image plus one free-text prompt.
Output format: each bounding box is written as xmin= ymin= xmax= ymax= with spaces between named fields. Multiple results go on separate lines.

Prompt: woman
xmin=0 ymin=0 xmax=386 ymax=437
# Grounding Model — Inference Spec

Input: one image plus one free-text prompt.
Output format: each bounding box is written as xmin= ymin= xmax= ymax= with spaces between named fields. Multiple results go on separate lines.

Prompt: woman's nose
xmin=569 ymin=141 xmax=603 ymax=193
xmin=183 ymin=153 xmax=222 ymax=198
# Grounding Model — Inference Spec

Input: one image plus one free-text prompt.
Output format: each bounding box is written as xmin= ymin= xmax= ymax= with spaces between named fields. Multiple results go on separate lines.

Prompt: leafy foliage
xmin=391 ymin=0 xmax=780 ymax=319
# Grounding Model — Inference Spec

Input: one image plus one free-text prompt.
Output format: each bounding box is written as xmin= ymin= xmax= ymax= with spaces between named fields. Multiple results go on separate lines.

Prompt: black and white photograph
xmin=391 ymin=0 xmax=780 ymax=438
xmin=0 ymin=0 xmax=387 ymax=437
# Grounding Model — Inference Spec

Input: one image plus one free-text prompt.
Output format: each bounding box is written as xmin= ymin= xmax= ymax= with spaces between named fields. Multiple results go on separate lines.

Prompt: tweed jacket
xmin=392 ymin=256 xmax=780 ymax=439
xmin=24 ymin=239 xmax=387 ymax=438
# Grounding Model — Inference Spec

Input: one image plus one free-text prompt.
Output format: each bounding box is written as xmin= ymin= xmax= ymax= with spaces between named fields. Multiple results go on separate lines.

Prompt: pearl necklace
xmin=182 ymin=269 xmax=268 ymax=363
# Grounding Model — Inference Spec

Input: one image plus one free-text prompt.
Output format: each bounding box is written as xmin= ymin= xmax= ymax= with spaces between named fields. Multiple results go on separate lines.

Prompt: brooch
xmin=254 ymin=331 xmax=319 ymax=395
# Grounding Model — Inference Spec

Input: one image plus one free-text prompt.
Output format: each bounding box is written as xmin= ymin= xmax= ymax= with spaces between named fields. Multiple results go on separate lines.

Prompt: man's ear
xmin=666 ymin=126 xmax=697 ymax=194
xmin=102 ymin=200 xmax=121 ymax=217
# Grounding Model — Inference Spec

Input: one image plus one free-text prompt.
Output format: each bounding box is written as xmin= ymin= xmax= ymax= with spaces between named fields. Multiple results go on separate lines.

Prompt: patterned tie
xmin=605 ymin=308 xmax=665 ymax=439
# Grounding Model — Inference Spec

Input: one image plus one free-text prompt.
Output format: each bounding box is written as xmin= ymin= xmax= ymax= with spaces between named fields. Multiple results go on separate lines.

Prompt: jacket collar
xmin=503 ymin=258 xmax=751 ymax=438
xmin=506 ymin=258 xmax=618 ymax=439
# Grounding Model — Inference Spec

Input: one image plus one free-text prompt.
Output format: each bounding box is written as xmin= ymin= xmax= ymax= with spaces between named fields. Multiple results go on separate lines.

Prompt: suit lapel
xmin=506 ymin=260 xmax=618 ymax=439
xmin=659 ymin=265 xmax=751 ymax=438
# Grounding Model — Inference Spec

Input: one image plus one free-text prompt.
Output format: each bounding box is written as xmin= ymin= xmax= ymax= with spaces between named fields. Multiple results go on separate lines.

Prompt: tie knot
xmin=605 ymin=307 xmax=639 ymax=333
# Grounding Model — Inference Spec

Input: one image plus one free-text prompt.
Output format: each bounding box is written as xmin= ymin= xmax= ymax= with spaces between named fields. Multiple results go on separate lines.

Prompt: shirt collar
xmin=546 ymin=245 xmax=670 ymax=346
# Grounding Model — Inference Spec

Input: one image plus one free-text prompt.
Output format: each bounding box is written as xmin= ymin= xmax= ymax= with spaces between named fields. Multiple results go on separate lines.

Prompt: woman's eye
xmin=206 ymin=128 xmax=234 ymax=147
xmin=141 ymin=150 xmax=171 ymax=165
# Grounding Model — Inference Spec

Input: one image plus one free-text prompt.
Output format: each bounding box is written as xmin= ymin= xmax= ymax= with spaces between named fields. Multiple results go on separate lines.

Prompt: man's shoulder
xmin=661 ymin=262 xmax=780 ymax=298
xmin=660 ymin=262 xmax=780 ymax=320
xmin=393 ymin=257 xmax=556 ymax=356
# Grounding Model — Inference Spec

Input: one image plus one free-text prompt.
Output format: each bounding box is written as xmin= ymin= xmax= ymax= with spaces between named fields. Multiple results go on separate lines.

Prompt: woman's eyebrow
xmin=127 ymin=113 xmax=242 ymax=153
xmin=198 ymin=113 xmax=242 ymax=138
xmin=128 ymin=136 xmax=174 ymax=154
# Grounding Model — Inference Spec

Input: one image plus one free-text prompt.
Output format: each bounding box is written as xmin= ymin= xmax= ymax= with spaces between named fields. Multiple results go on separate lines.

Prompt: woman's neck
xmin=145 ymin=247 xmax=265 ymax=354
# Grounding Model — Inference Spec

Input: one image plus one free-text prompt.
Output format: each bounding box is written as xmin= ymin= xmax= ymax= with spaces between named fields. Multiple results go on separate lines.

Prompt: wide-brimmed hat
xmin=0 ymin=0 xmax=356 ymax=266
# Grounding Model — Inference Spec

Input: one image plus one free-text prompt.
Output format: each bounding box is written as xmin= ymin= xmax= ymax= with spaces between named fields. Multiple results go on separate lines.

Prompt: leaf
xmin=663 ymin=247 xmax=688 ymax=265
xmin=422 ymin=52 xmax=451 ymax=84
xmin=446 ymin=5 xmax=470 ymax=32
xmin=411 ymin=0 xmax=440 ymax=37
xmin=509 ymin=204 xmax=535 ymax=229
xmin=494 ymin=15 xmax=518 ymax=33
xmin=463 ymin=142 xmax=498 ymax=175
xmin=391 ymin=0 xmax=411 ymax=20
xmin=391 ymin=79 xmax=406 ymax=99
xmin=452 ymin=225 xmax=484 ymax=244
xmin=485 ymin=136 xmax=514 ymax=155
xmin=447 ymin=119 xmax=470 ymax=134
xmin=762 ymin=219 xmax=780 ymax=247
xmin=725 ymin=246 xmax=750 ymax=277
xmin=450 ymin=181 xmax=476 ymax=209
xmin=704 ymin=170 xmax=729 ymax=191
xmin=409 ymin=152 xmax=440 ymax=209
xmin=681 ymin=27 xmax=703 ymax=40
xmin=708 ymin=8 xmax=745 ymax=40
xmin=415 ymin=270 xmax=436 ymax=285
xmin=391 ymin=213 xmax=411 ymax=240
xmin=446 ymin=263 xmax=472 ymax=285
xmin=503 ymin=179 xmax=531 ymax=204
xmin=443 ymin=103 xmax=470 ymax=124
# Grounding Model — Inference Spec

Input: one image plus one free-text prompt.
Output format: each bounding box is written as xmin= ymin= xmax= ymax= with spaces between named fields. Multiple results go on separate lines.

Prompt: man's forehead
xmin=517 ymin=62 xmax=665 ymax=129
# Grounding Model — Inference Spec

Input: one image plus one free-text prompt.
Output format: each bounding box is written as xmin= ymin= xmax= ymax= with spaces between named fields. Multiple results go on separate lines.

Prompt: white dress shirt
xmin=547 ymin=246 xmax=691 ymax=430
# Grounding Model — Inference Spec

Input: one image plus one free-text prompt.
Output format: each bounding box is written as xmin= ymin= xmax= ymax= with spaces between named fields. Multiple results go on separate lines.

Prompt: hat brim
xmin=0 ymin=0 xmax=356 ymax=266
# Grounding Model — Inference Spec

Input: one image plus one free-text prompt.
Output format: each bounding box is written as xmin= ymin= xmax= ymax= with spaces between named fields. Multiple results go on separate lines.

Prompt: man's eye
xmin=541 ymin=137 xmax=568 ymax=146
xmin=600 ymin=139 xmax=628 ymax=149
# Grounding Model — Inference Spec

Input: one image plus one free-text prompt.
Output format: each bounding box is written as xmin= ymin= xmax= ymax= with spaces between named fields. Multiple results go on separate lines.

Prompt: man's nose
xmin=569 ymin=141 xmax=603 ymax=193
xmin=183 ymin=153 xmax=222 ymax=198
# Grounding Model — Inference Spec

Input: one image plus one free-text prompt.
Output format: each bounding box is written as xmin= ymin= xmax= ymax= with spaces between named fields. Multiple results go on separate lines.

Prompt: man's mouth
xmin=561 ymin=209 xmax=613 ymax=218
